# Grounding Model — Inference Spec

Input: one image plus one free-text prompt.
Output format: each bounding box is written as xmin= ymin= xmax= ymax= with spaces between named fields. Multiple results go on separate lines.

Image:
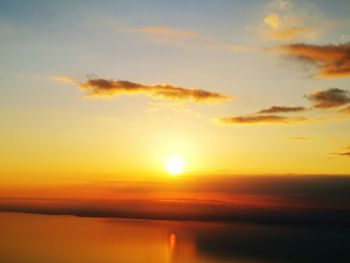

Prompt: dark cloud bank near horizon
xmin=1 ymin=175 xmax=350 ymax=227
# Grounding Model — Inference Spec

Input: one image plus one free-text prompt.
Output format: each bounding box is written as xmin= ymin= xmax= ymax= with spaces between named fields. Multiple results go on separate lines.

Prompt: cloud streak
xmin=218 ymin=115 xmax=307 ymax=124
xmin=337 ymin=152 xmax=350 ymax=156
xmin=79 ymin=77 xmax=230 ymax=103
xmin=258 ymin=106 xmax=306 ymax=114
xmin=334 ymin=145 xmax=350 ymax=157
xmin=279 ymin=42 xmax=350 ymax=77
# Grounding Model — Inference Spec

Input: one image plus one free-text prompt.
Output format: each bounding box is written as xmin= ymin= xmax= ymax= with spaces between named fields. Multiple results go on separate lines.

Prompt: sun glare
xmin=165 ymin=155 xmax=185 ymax=175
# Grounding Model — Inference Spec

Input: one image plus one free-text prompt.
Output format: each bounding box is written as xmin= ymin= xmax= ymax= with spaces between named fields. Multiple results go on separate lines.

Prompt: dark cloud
xmin=258 ymin=106 xmax=306 ymax=114
xmin=306 ymin=88 xmax=350 ymax=108
xmin=79 ymin=77 xmax=230 ymax=103
xmin=0 ymin=175 xmax=350 ymax=226
xmin=280 ymin=42 xmax=350 ymax=77
xmin=218 ymin=115 xmax=307 ymax=124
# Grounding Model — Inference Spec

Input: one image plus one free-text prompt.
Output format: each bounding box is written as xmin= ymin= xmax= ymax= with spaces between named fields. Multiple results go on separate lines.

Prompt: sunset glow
xmin=1 ymin=1 xmax=350 ymax=262
xmin=165 ymin=155 xmax=185 ymax=175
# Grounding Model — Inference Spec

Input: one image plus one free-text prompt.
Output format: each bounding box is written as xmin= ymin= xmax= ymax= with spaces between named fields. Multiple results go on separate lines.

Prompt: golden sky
xmin=1 ymin=0 xmax=350 ymax=186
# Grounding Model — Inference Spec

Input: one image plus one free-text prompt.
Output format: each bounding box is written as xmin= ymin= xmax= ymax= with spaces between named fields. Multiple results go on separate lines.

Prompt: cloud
xmin=49 ymin=75 xmax=74 ymax=84
xmin=124 ymin=25 xmax=199 ymax=47
xmin=262 ymin=13 xmax=316 ymax=40
xmin=79 ymin=77 xmax=230 ymax=103
xmin=306 ymin=88 xmax=350 ymax=108
xmin=97 ymin=19 xmax=204 ymax=48
xmin=0 ymin=175 xmax=350 ymax=226
xmin=337 ymin=152 xmax=350 ymax=156
xmin=334 ymin=145 xmax=350 ymax=157
xmin=218 ymin=115 xmax=307 ymax=124
xmin=263 ymin=26 xmax=315 ymax=41
xmin=279 ymin=42 xmax=350 ymax=77
xmin=257 ymin=0 xmax=338 ymax=41
xmin=258 ymin=106 xmax=306 ymax=114
xmin=224 ymin=44 xmax=255 ymax=53
xmin=217 ymin=103 xmax=309 ymax=125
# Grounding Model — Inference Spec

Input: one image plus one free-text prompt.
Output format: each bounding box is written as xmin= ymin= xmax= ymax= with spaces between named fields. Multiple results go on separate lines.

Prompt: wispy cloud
xmin=262 ymin=13 xmax=316 ymax=40
xmin=288 ymin=136 xmax=309 ymax=141
xmin=79 ymin=77 xmax=231 ymax=104
xmin=127 ymin=25 xmax=199 ymax=47
xmin=258 ymin=105 xmax=306 ymax=114
xmin=279 ymin=42 xmax=350 ymax=77
xmin=97 ymin=18 xmax=257 ymax=52
xmin=131 ymin=26 xmax=196 ymax=38
xmin=96 ymin=18 xmax=200 ymax=48
xmin=49 ymin=75 xmax=74 ymax=84
xmin=129 ymin=25 xmax=254 ymax=52
xmin=224 ymin=44 xmax=255 ymax=52
xmin=258 ymin=1 xmax=321 ymax=41
xmin=306 ymin=88 xmax=350 ymax=108
xmin=337 ymin=152 xmax=350 ymax=157
xmin=217 ymin=115 xmax=307 ymax=125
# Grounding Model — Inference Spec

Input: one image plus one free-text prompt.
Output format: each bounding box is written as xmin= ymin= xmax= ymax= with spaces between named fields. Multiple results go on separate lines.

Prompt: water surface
xmin=0 ymin=212 xmax=349 ymax=263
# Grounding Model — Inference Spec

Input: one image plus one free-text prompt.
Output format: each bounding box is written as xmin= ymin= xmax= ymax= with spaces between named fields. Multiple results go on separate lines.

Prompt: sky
xmin=1 ymin=0 xmax=350 ymax=187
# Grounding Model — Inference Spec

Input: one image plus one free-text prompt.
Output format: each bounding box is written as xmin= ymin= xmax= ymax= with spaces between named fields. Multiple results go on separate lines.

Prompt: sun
xmin=165 ymin=155 xmax=185 ymax=175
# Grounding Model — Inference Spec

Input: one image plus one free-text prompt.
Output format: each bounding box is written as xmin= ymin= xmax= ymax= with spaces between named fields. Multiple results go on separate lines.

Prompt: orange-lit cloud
xmin=258 ymin=105 xmax=306 ymax=114
xmin=218 ymin=115 xmax=307 ymax=124
xmin=306 ymin=88 xmax=350 ymax=108
xmin=279 ymin=42 xmax=350 ymax=77
xmin=79 ymin=77 xmax=230 ymax=103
